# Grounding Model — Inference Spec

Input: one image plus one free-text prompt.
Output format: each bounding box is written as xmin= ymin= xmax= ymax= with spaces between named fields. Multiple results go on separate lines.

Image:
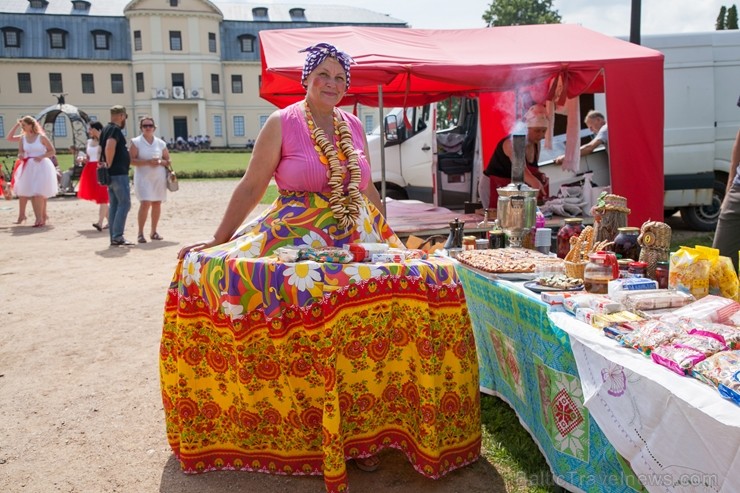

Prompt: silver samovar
xmin=496 ymin=129 xmax=538 ymax=248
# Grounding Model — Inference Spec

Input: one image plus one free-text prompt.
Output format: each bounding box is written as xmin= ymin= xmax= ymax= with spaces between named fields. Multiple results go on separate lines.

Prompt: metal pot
xmin=497 ymin=183 xmax=538 ymax=247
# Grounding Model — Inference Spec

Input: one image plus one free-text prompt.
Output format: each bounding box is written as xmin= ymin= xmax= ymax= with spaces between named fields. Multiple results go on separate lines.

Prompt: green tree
xmin=482 ymin=0 xmax=562 ymax=27
xmin=727 ymin=4 xmax=739 ymax=29
xmin=716 ymin=5 xmax=727 ymax=29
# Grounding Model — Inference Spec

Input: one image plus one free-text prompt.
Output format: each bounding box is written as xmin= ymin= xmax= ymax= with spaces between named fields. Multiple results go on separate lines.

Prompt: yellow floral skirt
xmin=160 ymin=192 xmax=481 ymax=492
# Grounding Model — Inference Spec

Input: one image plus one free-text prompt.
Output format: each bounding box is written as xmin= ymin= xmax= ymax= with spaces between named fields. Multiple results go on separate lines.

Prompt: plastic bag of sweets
xmin=619 ymin=319 xmax=685 ymax=355
xmin=691 ymin=350 xmax=740 ymax=387
xmin=674 ymin=319 xmax=740 ymax=350
xmin=651 ymin=345 xmax=709 ymax=375
xmin=669 ymin=246 xmax=710 ymax=299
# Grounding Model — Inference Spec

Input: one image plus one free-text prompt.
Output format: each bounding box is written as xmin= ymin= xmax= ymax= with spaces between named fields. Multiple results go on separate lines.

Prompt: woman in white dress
xmin=129 ymin=116 xmax=171 ymax=243
xmin=13 ymin=116 xmax=57 ymax=227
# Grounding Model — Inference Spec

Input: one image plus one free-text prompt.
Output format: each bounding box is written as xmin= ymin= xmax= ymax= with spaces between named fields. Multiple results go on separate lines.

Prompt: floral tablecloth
xmin=457 ymin=265 xmax=646 ymax=493
xmin=160 ymin=255 xmax=481 ymax=492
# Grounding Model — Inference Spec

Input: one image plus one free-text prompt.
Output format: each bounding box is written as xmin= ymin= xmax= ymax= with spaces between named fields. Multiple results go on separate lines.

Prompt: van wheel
xmin=375 ymin=183 xmax=408 ymax=200
xmin=679 ymin=179 xmax=725 ymax=231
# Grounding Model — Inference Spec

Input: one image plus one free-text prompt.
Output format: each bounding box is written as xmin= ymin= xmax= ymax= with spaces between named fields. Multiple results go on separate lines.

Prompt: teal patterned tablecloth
xmin=457 ymin=265 xmax=646 ymax=493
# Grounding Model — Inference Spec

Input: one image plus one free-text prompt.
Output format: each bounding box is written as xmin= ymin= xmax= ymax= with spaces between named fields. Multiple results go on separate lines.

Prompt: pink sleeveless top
xmin=275 ymin=101 xmax=370 ymax=193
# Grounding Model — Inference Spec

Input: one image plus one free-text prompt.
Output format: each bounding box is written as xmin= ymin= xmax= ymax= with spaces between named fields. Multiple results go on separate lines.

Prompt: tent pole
xmin=378 ymin=84 xmax=387 ymax=216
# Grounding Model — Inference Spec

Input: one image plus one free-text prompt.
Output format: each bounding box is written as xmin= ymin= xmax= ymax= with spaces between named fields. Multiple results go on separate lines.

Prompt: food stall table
xmin=160 ymin=255 xmax=481 ymax=493
xmin=456 ymin=264 xmax=646 ymax=492
xmin=551 ymin=312 xmax=740 ymax=493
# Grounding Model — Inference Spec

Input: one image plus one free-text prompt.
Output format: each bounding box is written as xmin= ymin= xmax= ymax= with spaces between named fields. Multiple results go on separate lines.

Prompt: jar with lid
xmin=613 ymin=227 xmax=641 ymax=261
xmin=584 ymin=251 xmax=619 ymax=294
xmin=655 ymin=261 xmax=669 ymax=289
xmin=617 ymin=258 xmax=631 ymax=278
xmin=462 ymin=235 xmax=477 ymax=250
xmin=556 ymin=218 xmax=584 ymax=259
xmin=627 ymin=261 xmax=648 ymax=278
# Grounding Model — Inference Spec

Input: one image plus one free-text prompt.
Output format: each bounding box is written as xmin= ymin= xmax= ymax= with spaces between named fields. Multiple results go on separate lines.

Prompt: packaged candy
xmin=619 ymin=319 xmax=685 ymax=354
xmin=691 ymin=350 xmax=740 ymax=387
xmin=651 ymin=345 xmax=708 ymax=375
xmin=275 ymin=245 xmax=303 ymax=262
xmin=302 ymin=247 xmax=354 ymax=264
xmin=668 ymin=247 xmax=710 ymax=299
xmin=620 ymin=289 xmax=695 ymax=311
xmin=674 ymin=319 xmax=740 ymax=349
xmin=665 ymin=295 xmax=740 ymax=324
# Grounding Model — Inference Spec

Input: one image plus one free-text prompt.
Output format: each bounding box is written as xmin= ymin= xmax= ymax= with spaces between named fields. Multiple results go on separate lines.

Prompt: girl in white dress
xmin=129 ymin=116 xmax=171 ymax=243
xmin=13 ymin=116 xmax=57 ymax=227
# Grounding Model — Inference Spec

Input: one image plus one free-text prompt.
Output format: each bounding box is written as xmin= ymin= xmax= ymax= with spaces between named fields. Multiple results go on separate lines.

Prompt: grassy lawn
xmin=168 ymin=150 xmax=251 ymax=175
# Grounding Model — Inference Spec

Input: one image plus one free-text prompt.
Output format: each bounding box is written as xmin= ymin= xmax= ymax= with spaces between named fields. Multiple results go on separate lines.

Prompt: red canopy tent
xmin=259 ymin=24 xmax=664 ymax=226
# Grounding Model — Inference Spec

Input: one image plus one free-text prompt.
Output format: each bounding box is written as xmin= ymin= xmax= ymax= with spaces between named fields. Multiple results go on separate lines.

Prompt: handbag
xmin=166 ymin=165 xmax=179 ymax=192
xmin=96 ymin=165 xmax=111 ymax=186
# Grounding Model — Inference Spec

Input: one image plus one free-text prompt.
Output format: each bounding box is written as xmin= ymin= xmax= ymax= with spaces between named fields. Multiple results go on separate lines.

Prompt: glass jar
xmin=617 ymin=258 xmax=632 ymax=278
xmin=556 ymin=218 xmax=584 ymax=259
xmin=462 ymin=235 xmax=477 ymax=251
xmin=655 ymin=261 xmax=669 ymax=289
xmin=584 ymin=251 xmax=619 ymax=294
xmin=613 ymin=227 xmax=641 ymax=261
xmin=627 ymin=261 xmax=648 ymax=278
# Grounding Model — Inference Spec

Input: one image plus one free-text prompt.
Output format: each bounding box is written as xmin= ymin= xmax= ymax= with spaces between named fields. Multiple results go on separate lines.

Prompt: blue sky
xmin=292 ymin=0 xmax=729 ymax=36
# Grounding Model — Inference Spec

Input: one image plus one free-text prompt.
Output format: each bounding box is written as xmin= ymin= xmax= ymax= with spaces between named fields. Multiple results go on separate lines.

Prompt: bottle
xmin=488 ymin=220 xmax=505 ymax=249
xmin=556 ymin=218 xmax=584 ymax=259
xmin=655 ymin=261 xmax=669 ymax=289
xmin=613 ymin=227 xmax=641 ymax=261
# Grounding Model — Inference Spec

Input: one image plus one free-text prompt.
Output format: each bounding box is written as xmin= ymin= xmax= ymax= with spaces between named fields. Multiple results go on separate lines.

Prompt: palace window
xmin=169 ymin=31 xmax=182 ymax=51
xmin=231 ymin=75 xmax=243 ymax=94
xmin=2 ymin=27 xmax=22 ymax=48
xmin=92 ymin=30 xmax=111 ymax=50
xmin=48 ymin=28 xmax=67 ymax=49
xmin=211 ymin=74 xmax=220 ymax=94
xmin=81 ymin=73 xmax=95 ymax=94
xmin=134 ymin=30 xmax=142 ymax=51
xmin=49 ymin=73 xmax=63 ymax=93
xmin=238 ymin=34 xmax=255 ymax=53
xmin=111 ymin=74 xmax=124 ymax=94
xmin=18 ymin=73 xmax=32 ymax=93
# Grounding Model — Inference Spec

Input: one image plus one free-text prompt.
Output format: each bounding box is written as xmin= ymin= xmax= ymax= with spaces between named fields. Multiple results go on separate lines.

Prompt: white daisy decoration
xmin=182 ymin=254 xmax=202 ymax=286
xmin=231 ymin=232 xmax=265 ymax=258
xmin=285 ymin=262 xmax=322 ymax=291
xmin=357 ymin=208 xmax=379 ymax=242
xmin=344 ymin=263 xmax=383 ymax=283
xmin=222 ymin=300 xmax=245 ymax=320
xmin=301 ymin=231 xmax=327 ymax=249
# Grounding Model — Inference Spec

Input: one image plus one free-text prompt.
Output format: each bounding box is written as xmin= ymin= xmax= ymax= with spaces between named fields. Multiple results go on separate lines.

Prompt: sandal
xmin=150 ymin=232 xmax=163 ymax=241
xmin=92 ymin=222 xmax=103 ymax=232
xmin=137 ymin=234 xmax=147 ymax=244
xmin=353 ymin=456 xmax=380 ymax=472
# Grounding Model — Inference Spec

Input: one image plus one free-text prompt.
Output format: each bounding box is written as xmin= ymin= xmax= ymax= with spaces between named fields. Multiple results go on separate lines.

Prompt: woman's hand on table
xmin=177 ymin=238 xmax=221 ymax=259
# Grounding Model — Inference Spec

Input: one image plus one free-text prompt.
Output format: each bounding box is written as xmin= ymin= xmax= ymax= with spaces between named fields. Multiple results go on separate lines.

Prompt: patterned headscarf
xmin=299 ymin=43 xmax=354 ymax=89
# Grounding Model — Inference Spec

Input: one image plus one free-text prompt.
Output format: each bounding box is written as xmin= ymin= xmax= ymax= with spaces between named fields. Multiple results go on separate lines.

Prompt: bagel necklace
xmin=304 ymin=100 xmax=362 ymax=229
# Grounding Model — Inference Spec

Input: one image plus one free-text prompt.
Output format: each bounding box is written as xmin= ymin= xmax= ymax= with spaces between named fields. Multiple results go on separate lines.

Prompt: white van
xmin=367 ymin=30 xmax=740 ymax=231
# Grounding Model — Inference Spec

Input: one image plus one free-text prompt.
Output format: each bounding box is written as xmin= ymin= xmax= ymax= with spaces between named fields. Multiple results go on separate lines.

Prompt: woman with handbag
xmin=77 ymin=121 xmax=109 ymax=231
xmin=129 ymin=116 xmax=171 ymax=243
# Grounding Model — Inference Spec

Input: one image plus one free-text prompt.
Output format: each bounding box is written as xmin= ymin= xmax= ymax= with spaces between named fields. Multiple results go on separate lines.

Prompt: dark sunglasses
xmin=141 ymin=124 xmax=155 ymax=128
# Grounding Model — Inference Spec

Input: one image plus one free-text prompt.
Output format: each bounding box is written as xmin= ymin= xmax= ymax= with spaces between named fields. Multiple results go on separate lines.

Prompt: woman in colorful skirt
xmin=76 ymin=121 xmax=109 ymax=231
xmin=161 ymin=43 xmax=480 ymax=492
